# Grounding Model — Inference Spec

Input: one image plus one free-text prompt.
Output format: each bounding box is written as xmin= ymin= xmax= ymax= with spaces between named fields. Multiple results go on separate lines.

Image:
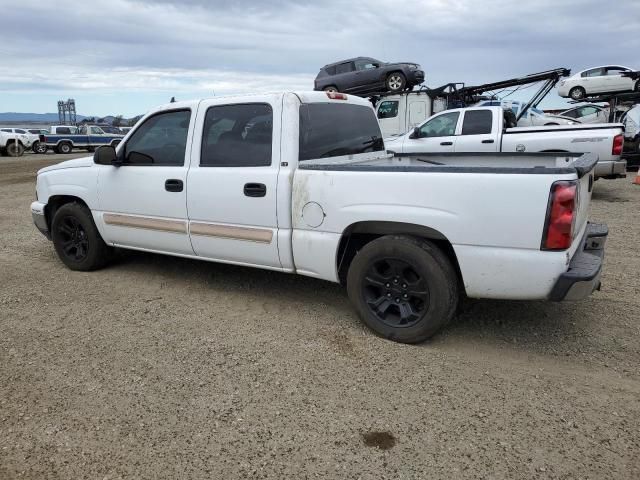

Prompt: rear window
xmin=461 ymin=110 xmax=493 ymax=135
xmin=299 ymin=103 xmax=384 ymax=161
xmin=56 ymin=127 xmax=72 ymax=134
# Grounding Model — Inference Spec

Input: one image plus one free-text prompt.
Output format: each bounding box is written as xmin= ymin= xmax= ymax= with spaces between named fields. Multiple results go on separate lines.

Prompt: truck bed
xmin=299 ymin=152 xmax=598 ymax=178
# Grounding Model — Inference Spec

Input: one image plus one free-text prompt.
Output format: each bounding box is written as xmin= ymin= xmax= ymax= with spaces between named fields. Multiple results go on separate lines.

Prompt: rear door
xmin=454 ymin=109 xmax=499 ymax=152
xmin=186 ymin=95 xmax=282 ymax=269
xmin=333 ymin=61 xmax=356 ymax=92
xmin=400 ymin=110 xmax=459 ymax=153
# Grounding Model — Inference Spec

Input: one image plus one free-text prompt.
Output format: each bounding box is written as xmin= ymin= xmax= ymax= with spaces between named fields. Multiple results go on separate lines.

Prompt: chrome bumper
xmin=31 ymin=201 xmax=50 ymax=239
xmin=594 ymin=159 xmax=627 ymax=179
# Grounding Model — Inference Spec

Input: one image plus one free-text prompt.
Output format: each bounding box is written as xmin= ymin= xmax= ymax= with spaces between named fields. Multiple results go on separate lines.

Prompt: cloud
xmin=0 ymin=0 xmax=638 ymax=115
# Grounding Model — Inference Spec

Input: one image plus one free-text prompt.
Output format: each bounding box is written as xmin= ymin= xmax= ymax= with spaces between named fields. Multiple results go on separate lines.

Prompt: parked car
xmin=557 ymin=66 xmax=639 ymax=100
xmin=31 ymin=92 xmax=607 ymax=344
xmin=41 ymin=124 xmax=124 ymax=154
xmin=474 ymin=100 xmax=578 ymax=126
xmin=314 ymin=57 xmax=424 ymax=95
xmin=0 ymin=127 xmax=47 ymax=153
xmin=384 ymin=106 xmax=626 ymax=179
xmin=560 ymin=104 xmax=609 ymax=124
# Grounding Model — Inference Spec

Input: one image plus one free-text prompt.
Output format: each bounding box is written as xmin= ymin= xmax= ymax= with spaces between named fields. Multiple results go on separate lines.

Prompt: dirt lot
xmin=1 ymin=153 xmax=639 ymax=479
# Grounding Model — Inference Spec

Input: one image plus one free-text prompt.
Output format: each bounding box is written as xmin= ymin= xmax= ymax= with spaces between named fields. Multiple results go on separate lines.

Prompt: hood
xmin=38 ymin=156 xmax=94 ymax=175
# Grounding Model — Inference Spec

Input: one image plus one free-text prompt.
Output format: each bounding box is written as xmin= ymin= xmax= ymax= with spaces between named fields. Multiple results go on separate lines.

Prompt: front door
xmin=401 ymin=110 xmax=460 ymax=153
xmin=186 ymin=96 xmax=282 ymax=269
xmin=96 ymin=108 xmax=195 ymax=255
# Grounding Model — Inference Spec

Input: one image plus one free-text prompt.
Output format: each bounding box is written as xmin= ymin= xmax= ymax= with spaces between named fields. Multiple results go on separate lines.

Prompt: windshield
xmin=299 ymin=103 xmax=384 ymax=161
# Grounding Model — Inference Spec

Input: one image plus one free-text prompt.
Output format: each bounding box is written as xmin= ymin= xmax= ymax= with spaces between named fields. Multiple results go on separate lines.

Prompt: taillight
xmin=39 ymin=134 xmax=45 ymax=142
xmin=542 ymin=180 xmax=577 ymax=250
xmin=612 ymin=134 xmax=623 ymax=156
xmin=326 ymin=92 xmax=347 ymax=100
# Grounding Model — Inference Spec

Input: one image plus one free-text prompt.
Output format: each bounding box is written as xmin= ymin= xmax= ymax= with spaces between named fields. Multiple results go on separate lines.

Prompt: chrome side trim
xmin=190 ymin=222 xmax=273 ymax=243
xmin=103 ymin=213 xmax=187 ymax=234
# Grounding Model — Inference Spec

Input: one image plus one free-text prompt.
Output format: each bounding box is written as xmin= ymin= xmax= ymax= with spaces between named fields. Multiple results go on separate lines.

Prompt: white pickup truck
xmin=31 ymin=92 xmax=608 ymax=343
xmin=384 ymin=106 xmax=627 ymax=179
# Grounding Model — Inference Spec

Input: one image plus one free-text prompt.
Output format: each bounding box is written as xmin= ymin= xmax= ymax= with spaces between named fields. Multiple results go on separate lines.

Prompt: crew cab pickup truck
xmin=384 ymin=106 xmax=627 ymax=179
xmin=41 ymin=124 xmax=124 ymax=154
xmin=31 ymin=92 xmax=608 ymax=344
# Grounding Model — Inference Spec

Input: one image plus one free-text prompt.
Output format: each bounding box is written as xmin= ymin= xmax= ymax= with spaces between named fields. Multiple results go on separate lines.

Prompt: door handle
xmin=482 ymin=139 xmax=495 ymax=144
xmin=244 ymin=183 xmax=266 ymax=197
xmin=440 ymin=141 xmax=453 ymax=146
xmin=165 ymin=179 xmax=183 ymax=192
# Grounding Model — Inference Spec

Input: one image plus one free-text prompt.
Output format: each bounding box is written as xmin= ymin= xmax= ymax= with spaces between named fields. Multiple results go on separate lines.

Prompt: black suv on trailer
xmin=314 ymin=57 xmax=424 ymax=95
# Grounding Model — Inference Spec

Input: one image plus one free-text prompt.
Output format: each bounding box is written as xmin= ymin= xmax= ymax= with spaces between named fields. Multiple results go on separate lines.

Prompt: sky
xmin=0 ymin=0 xmax=638 ymax=117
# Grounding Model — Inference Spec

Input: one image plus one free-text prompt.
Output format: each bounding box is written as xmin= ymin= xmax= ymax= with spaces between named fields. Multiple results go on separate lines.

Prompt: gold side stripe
xmin=190 ymin=222 xmax=273 ymax=244
xmin=103 ymin=213 xmax=187 ymax=234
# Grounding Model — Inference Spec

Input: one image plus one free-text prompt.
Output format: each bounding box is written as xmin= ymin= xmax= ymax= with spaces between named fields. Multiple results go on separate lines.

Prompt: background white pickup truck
xmin=0 ymin=130 xmax=30 ymax=157
xmin=384 ymin=106 xmax=626 ymax=179
xmin=31 ymin=92 xmax=608 ymax=343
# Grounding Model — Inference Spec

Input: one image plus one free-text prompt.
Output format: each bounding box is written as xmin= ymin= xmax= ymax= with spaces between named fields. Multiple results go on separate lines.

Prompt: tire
xmin=386 ymin=72 xmax=406 ymax=92
xmin=58 ymin=142 xmax=72 ymax=154
xmin=323 ymin=86 xmax=338 ymax=93
xmin=51 ymin=202 xmax=112 ymax=271
xmin=569 ymin=87 xmax=586 ymax=100
xmin=87 ymin=147 xmax=95 ymax=153
xmin=346 ymin=235 xmax=458 ymax=343
xmin=33 ymin=141 xmax=47 ymax=154
xmin=6 ymin=142 xmax=24 ymax=157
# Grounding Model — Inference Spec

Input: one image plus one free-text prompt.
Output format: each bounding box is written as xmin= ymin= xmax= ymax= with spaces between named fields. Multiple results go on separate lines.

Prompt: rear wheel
xmin=58 ymin=142 xmax=72 ymax=154
xmin=6 ymin=142 xmax=24 ymax=157
xmin=569 ymin=86 xmax=586 ymax=100
xmin=347 ymin=235 xmax=458 ymax=343
xmin=386 ymin=72 xmax=406 ymax=92
xmin=51 ymin=202 xmax=112 ymax=271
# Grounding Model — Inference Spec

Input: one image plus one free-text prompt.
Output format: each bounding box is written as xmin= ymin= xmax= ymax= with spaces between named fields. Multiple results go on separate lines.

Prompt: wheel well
xmin=45 ymin=195 xmax=89 ymax=230
xmin=386 ymin=70 xmax=404 ymax=80
xmin=336 ymin=221 xmax=462 ymax=285
xmin=5 ymin=139 xmax=25 ymax=147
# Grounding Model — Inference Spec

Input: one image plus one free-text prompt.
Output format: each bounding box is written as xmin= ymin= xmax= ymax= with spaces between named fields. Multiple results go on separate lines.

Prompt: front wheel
xmin=51 ymin=202 xmax=112 ymax=271
xmin=347 ymin=235 xmax=458 ymax=343
xmin=33 ymin=141 xmax=47 ymax=154
xmin=386 ymin=72 xmax=406 ymax=92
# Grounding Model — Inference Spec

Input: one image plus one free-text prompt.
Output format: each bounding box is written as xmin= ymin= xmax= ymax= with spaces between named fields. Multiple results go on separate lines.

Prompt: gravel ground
xmin=1 ymin=153 xmax=639 ymax=479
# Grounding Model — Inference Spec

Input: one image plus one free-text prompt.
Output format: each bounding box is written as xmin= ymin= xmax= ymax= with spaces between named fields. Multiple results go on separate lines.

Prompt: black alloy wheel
xmin=362 ymin=257 xmax=429 ymax=328
xmin=56 ymin=215 xmax=89 ymax=262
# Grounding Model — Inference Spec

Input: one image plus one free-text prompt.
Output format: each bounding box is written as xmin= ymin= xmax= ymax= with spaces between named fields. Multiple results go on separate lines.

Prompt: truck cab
xmin=375 ymin=92 xmax=434 ymax=138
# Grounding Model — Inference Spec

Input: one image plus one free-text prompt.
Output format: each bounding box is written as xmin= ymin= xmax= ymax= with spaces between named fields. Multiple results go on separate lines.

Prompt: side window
xmin=418 ymin=112 xmax=459 ymax=138
xmin=580 ymin=106 xmax=598 ymax=116
xmin=377 ymin=101 xmax=399 ymax=119
xmin=90 ymin=127 xmax=103 ymax=134
xmin=1 ymin=129 xmax=12 ymax=133
xmin=461 ymin=110 xmax=493 ymax=135
xmin=605 ymin=67 xmax=625 ymax=76
xmin=582 ymin=68 xmax=603 ymax=78
xmin=15 ymin=129 xmax=26 ymax=134
xmin=57 ymin=127 xmax=71 ymax=134
xmin=355 ymin=59 xmax=376 ymax=71
xmin=335 ymin=62 xmax=354 ymax=75
xmin=562 ymin=109 xmax=578 ymax=118
xmin=78 ymin=126 xmax=87 ymax=134
xmin=201 ymin=103 xmax=272 ymax=167
xmin=325 ymin=66 xmax=337 ymax=76
xmin=123 ymin=109 xmax=191 ymax=166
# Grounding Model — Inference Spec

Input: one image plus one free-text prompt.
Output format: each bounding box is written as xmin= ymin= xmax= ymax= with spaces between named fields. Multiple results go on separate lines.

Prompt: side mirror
xmin=409 ymin=127 xmax=421 ymax=139
xmin=93 ymin=145 xmax=118 ymax=165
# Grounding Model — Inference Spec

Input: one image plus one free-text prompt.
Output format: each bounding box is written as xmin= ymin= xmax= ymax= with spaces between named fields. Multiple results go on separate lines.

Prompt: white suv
xmin=558 ymin=66 xmax=639 ymax=100
xmin=0 ymin=127 xmax=47 ymax=153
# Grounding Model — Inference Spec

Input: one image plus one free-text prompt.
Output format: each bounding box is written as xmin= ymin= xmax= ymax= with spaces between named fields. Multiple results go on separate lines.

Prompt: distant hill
xmin=0 ymin=112 xmax=87 ymax=122
xmin=0 ymin=112 xmax=142 ymax=126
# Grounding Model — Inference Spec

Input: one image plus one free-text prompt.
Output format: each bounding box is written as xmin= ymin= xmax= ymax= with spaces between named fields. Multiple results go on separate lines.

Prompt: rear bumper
xmin=31 ymin=201 xmax=50 ymax=240
xmin=549 ymin=223 xmax=607 ymax=301
xmin=594 ymin=159 xmax=627 ymax=179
